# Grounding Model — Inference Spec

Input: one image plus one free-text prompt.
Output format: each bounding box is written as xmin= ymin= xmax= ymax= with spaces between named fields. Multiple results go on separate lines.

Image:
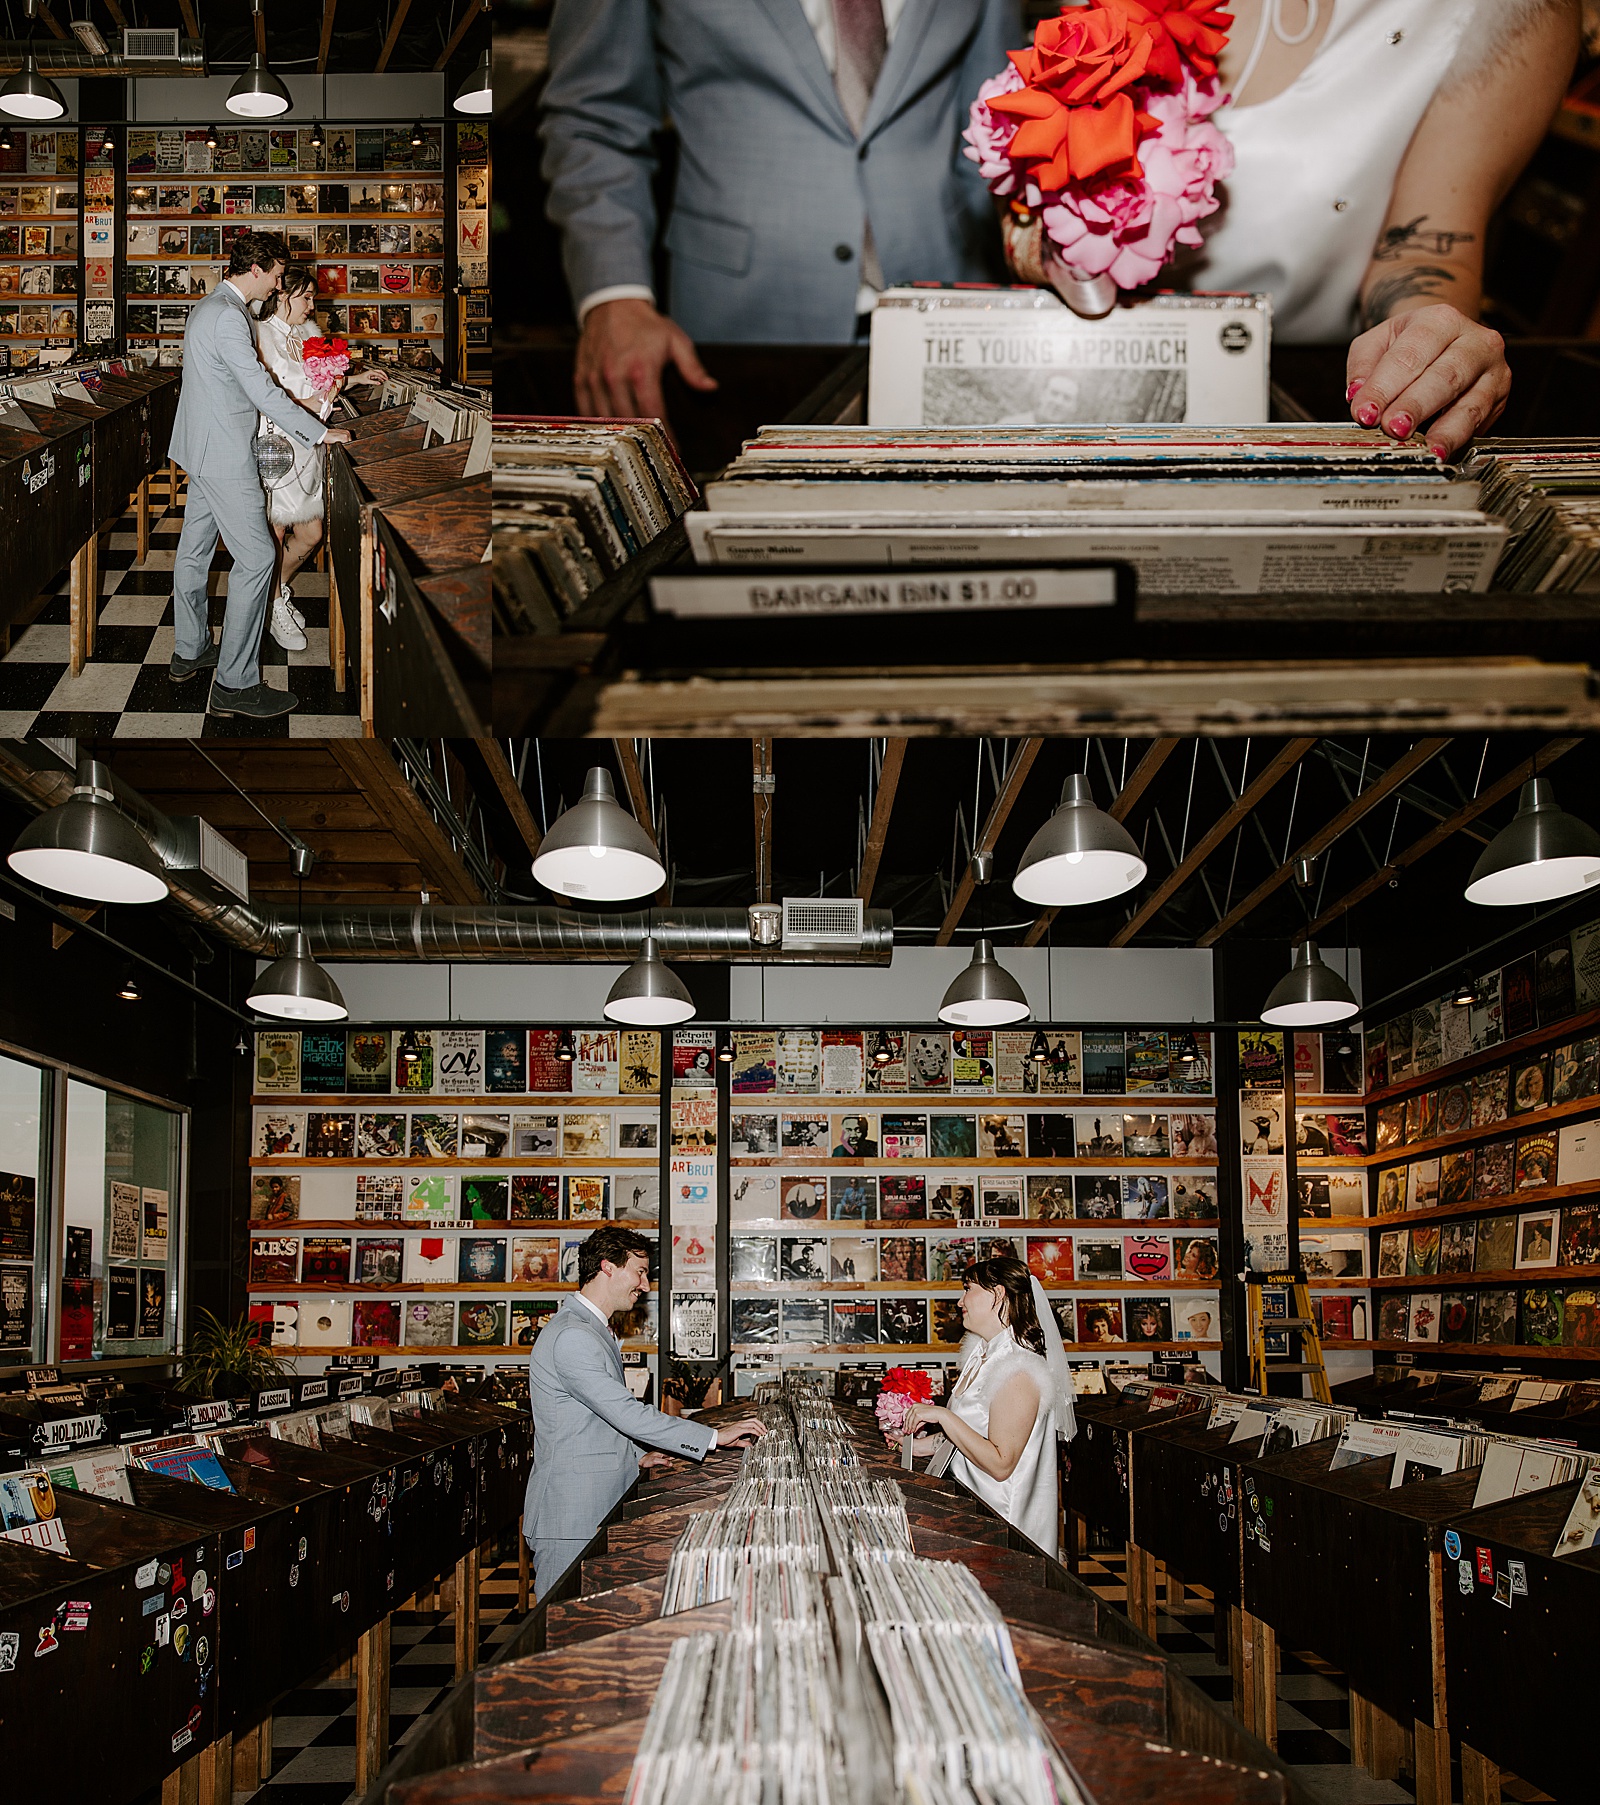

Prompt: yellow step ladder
xmin=1246 ymin=1270 xmax=1331 ymax=1405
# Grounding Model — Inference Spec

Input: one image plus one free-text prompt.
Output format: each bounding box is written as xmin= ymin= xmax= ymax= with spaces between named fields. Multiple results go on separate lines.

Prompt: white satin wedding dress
xmin=946 ymin=1327 xmax=1063 ymax=1560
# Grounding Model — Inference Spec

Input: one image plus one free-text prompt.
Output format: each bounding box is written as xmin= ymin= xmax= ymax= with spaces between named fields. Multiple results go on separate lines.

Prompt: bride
xmin=899 ymin=1256 xmax=1076 ymax=1560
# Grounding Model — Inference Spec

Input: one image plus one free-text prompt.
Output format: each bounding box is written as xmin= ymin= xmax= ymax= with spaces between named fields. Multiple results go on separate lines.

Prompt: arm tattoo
xmin=1373 ymin=216 xmax=1477 ymax=261
xmin=1361 ymin=263 xmax=1459 ymax=329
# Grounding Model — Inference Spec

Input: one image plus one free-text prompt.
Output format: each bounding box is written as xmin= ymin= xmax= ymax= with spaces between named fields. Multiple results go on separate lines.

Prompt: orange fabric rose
xmin=1125 ymin=0 xmax=1233 ymax=86
xmin=987 ymin=3 xmax=1161 ymax=184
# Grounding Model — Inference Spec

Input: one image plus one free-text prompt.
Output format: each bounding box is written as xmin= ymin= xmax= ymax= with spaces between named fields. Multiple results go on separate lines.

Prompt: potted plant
xmin=178 ymin=1308 xmax=288 ymax=1398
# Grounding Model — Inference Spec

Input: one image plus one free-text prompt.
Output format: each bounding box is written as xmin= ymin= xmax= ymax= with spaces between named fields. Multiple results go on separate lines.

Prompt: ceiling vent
xmin=123 ymin=27 xmax=180 ymax=59
xmin=198 ymin=819 xmax=250 ymax=903
xmin=781 ymin=896 xmax=864 ymax=951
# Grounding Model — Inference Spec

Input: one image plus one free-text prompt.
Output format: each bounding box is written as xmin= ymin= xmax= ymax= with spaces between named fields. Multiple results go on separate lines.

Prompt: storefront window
xmin=62 ymin=1079 xmax=183 ymax=1360
xmin=0 ymin=1052 xmax=50 ymax=1364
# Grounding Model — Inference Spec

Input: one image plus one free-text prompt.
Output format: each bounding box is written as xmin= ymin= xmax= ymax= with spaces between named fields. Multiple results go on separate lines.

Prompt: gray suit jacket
xmin=166 ymin=280 xmax=327 ymax=484
xmin=540 ymin=0 xmax=1022 ymax=344
xmin=523 ymin=1295 xmax=715 ymax=1541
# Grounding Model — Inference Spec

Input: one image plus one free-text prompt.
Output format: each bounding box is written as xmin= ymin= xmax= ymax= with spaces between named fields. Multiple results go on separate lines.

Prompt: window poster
xmin=0 ymin=1173 xmax=34 ymax=1260
xmin=108 ymin=1181 xmax=140 ymax=1259
xmin=140 ymin=1188 xmax=169 ymax=1263
xmin=0 ymin=1263 xmax=32 ymax=1349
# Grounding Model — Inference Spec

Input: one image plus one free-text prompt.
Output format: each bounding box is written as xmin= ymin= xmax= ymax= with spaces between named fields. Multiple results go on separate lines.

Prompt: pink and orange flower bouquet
xmin=302 ymin=334 xmax=351 ymax=397
xmin=964 ymin=0 xmax=1234 ymax=313
xmin=875 ymin=1365 xmax=934 ymax=1439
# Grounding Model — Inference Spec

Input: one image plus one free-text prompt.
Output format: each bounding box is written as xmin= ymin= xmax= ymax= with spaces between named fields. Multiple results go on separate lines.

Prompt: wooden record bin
xmin=1441 ymin=1480 xmax=1600 ymax=1804
xmin=326 ymin=410 xmax=488 ymax=733
xmin=378 ymin=1400 xmax=1312 ymax=1805
xmin=0 ymin=1489 xmax=223 ymax=1798
xmin=1129 ymin=1409 xmax=1252 ymax=1629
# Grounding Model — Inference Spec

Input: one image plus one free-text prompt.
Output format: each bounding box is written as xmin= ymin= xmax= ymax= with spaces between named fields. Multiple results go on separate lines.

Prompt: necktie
xmin=832 ymin=0 xmax=887 ymax=295
xmin=832 ymin=0 xmax=887 ymax=137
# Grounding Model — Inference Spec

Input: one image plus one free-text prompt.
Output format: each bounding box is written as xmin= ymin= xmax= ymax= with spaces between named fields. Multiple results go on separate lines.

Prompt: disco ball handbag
xmin=253 ymin=419 xmax=296 ymax=488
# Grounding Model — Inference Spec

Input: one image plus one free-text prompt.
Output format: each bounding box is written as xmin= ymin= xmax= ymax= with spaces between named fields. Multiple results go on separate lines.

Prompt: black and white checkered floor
xmin=230 ymin=1550 xmax=526 ymax=1805
xmin=0 ymin=468 xmax=360 ymax=740
xmin=1076 ymin=1546 xmax=1552 ymax=1805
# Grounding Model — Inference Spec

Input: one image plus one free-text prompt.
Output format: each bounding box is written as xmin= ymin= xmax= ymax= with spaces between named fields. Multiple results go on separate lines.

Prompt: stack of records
xmin=1472 ymin=1434 xmax=1593 ymax=1507
xmin=408 ymin=384 xmax=491 ymax=447
xmin=493 ymin=416 xmax=696 ymax=633
xmin=1225 ymin=1396 xmax=1354 ymax=1455
xmin=658 ymin=422 xmax=1509 ymax=612
xmin=1330 ymin=1417 xmax=1488 ymax=1486
xmin=1464 ymin=440 xmax=1600 ymax=591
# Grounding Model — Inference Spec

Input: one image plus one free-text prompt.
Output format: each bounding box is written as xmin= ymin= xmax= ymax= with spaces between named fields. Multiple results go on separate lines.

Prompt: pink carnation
xmin=874 ymin=1390 xmax=917 ymax=1438
xmin=1039 ymin=75 xmax=1231 ymax=286
xmin=962 ymin=65 xmax=1036 ymax=204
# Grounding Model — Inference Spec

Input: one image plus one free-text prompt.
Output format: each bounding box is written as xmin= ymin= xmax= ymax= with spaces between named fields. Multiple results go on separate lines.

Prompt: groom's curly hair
xmin=579 ymin=1225 xmax=653 ymax=1288
xmin=228 ymin=230 xmax=290 ymax=276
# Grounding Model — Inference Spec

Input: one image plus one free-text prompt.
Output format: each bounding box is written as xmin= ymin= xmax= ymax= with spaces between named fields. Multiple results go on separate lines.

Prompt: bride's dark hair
xmin=963 ymin=1256 xmax=1045 ymax=1355
xmin=258 ymin=263 xmax=317 ymax=324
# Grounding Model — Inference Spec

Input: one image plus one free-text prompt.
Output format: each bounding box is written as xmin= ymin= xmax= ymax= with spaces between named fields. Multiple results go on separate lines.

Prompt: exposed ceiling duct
xmin=0 ymin=36 xmax=206 ymax=78
xmin=0 ymin=743 xmax=894 ymax=965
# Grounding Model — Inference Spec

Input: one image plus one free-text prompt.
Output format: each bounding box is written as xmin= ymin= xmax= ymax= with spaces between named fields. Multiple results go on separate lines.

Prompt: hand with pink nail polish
xmin=1344 ymin=303 xmax=1511 ymax=459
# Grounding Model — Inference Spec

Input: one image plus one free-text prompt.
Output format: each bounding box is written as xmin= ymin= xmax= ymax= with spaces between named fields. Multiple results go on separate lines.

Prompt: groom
xmin=166 ymin=231 xmax=351 ymax=720
xmin=523 ymin=1224 xmax=765 ymax=1599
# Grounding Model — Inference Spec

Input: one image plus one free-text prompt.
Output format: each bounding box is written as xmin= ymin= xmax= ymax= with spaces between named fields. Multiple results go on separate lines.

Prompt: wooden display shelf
xmin=248 ymin=1217 xmax=657 ymax=1233
xmin=1347 ymin=1339 xmax=1600 ymax=1360
xmin=252 ymin=1093 xmax=659 ymax=1106
xmin=1298 ymin=1214 xmax=1372 ymax=1228
xmin=731 ymin=1277 xmax=1223 ymax=1294
xmin=126 ymin=251 xmax=442 ymax=261
xmin=282 ymin=1343 xmax=656 ymax=1357
xmin=1371 ymin=1171 xmax=1600 ymax=1231
xmin=249 ymin=1280 xmax=655 ymax=1294
xmin=732 ymin=1091 xmax=1217 ymax=1108
xmin=1303 ymin=1276 xmax=1376 ymax=1289
xmin=1366 ymin=1004 xmax=1600 ymax=1106
xmin=730 ymin=1155 xmax=1220 ymax=1169
xmin=735 ymin=1216 xmax=1219 ymax=1231
xmin=1293 ymin=1094 xmax=1367 ymax=1108
xmin=1368 ymin=1264 xmax=1600 ymax=1290
xmin=250 ymin=1155 xmax=657 ymax=1168
xmin=1373 ymin=1089 xmax=1600 ymax=1165
xmin=730 ymin=1338 xmax=1220 ymax=1353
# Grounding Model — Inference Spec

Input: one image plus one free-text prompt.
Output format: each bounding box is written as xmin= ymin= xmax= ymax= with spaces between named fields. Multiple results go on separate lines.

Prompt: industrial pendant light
xmin=1013 ymin=773 xmax=1146 ymax=907
xmin=227 ymin=3 xmax=291 ymax=118
xmin=1260 ymin=941 xmax=1359 ymax=1028
xmin=532 ymin=767 xmax=666 ymax=901
xmin=247 ymin=929 xmax=348 ymax=1022
xmin=453 ymin=46 xmax=492 ymax=115
xmin=939 ymin=937 xmax=1030 ymax=1027
xmin=2 ymin=7 xmax=67 ymax=120
xmin=8 ymin=761 xmax=168 ymax=903
xmin=1463 ymin=778 xmax=1600 ymax=907
xmin=604 ymin=935 xmax=695 ymax=1026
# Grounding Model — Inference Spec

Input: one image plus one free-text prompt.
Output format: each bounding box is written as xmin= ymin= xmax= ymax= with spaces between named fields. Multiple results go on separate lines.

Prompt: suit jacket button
xmin=834 ymin=243 xmax=854 ymax=262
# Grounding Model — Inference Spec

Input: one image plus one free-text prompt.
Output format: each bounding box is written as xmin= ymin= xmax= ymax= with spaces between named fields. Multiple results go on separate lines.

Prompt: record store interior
xmin=7 ymin=2 xmax=1600 ymax=1805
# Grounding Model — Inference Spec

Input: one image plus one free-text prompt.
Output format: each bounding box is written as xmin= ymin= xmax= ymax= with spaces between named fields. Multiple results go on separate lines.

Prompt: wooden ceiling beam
xmin=317 ymin=0 xmax=339 ymax=72
xmin=477 ymin=740 xmax=543 ymax=866
xmin=1021 ymin=737 xmax=1181 ymax=947
xmin=935 ymin=739 xmax=1043 ymax=946
xmin=1296 ymin=738 xmax=1583 ymax=943
xmin=1197 ymin=738 xmax=1451 ymax=948
xmin=433 ymin=0 xmax=481 ymax=71
xmin=753 ymin=738 xmax=774 ymax=904
xmin=33 ymin=3 xmax=71 ymax=41
xmin=375 ymin=0 xmax=412 ymax=73
xmin=324 ymin=742 xmax=482 ymax=905
xmin=1111 ymin=738 xmax=1318 ymax=948
xmin=856 ymin=739 xmax=907 ymax=906
xmin=101 ymin=0 xmax=127 ymax=28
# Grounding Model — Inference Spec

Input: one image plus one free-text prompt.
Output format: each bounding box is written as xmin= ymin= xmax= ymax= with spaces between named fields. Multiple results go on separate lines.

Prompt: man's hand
xmin=323 ymin=427 xmax=352 ymax=445
xmin=1346 ymin=304 xmax=1510 ymax=459
xmin=574 ymin=297 xmax=717 ymax=422
xmin=638 ymin=1450 xmax=676 ymax=1471
xmin=713 ymin=1416 xmax=768 ymax=1449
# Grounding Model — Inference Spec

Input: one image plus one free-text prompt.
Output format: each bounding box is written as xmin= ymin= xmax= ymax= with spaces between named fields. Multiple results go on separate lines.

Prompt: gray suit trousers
xmin=530 ymin=1535 xmax=590 ymax=1602
xmin=173 ymin=469 xmax=279 ymax=691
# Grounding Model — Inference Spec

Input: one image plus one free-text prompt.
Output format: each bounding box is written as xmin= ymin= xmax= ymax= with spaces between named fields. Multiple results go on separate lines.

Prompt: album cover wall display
xmin=249 ymin=1025 xmax=662 ymax=1371
xmin=724 ymin=1023 xmax=1221 ymax=1363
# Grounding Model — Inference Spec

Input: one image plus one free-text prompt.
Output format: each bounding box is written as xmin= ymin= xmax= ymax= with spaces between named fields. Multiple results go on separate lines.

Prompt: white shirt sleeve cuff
xmin=708 ymin=1427 xmax=718 ymax=1448
xmin=577 ymin=284 xmax=656 ymax=326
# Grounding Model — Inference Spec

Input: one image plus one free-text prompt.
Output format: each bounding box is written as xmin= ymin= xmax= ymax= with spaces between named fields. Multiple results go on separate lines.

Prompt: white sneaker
xmin=269 ymin=595 xmax=307 ymax=651
xmin=278 ymin=583 xmax=305 ymax=629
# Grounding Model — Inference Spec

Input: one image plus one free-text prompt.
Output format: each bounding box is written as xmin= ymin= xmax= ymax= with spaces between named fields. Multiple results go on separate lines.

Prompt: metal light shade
xmin=604 ymin=936 xmax=695 ymax=1026
xmin=1013 ymin=773 xmax=1146 ymax=907
xmin=1260 ymin=941 xmax=1359 ymax=1028
xmin=532 ymin=767 xmax=666 ymax=901
xmin=938 ymin=937 xmax=1031 ymax=1027
xmin=8 ymin=766 xmax=168 ymax=903
xmin=0 ymin=55 xmax=67 ymax=121
xmin=248 ymin=931 xmax=348 ymax=1022
xmin=1464 ymin=778 xmax=1600 ymax=907
xmin=226 ymin=53 xmax=292 ymax=118
xmin=454 ymin=47 xmax=492 ymax=114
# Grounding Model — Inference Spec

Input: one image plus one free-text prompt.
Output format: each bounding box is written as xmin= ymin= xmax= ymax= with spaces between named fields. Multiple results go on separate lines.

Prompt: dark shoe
xmin=169 ymin=641 xmax=220 ymax=682
xmin=208 ymin=681 xmax=299 ymax=719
